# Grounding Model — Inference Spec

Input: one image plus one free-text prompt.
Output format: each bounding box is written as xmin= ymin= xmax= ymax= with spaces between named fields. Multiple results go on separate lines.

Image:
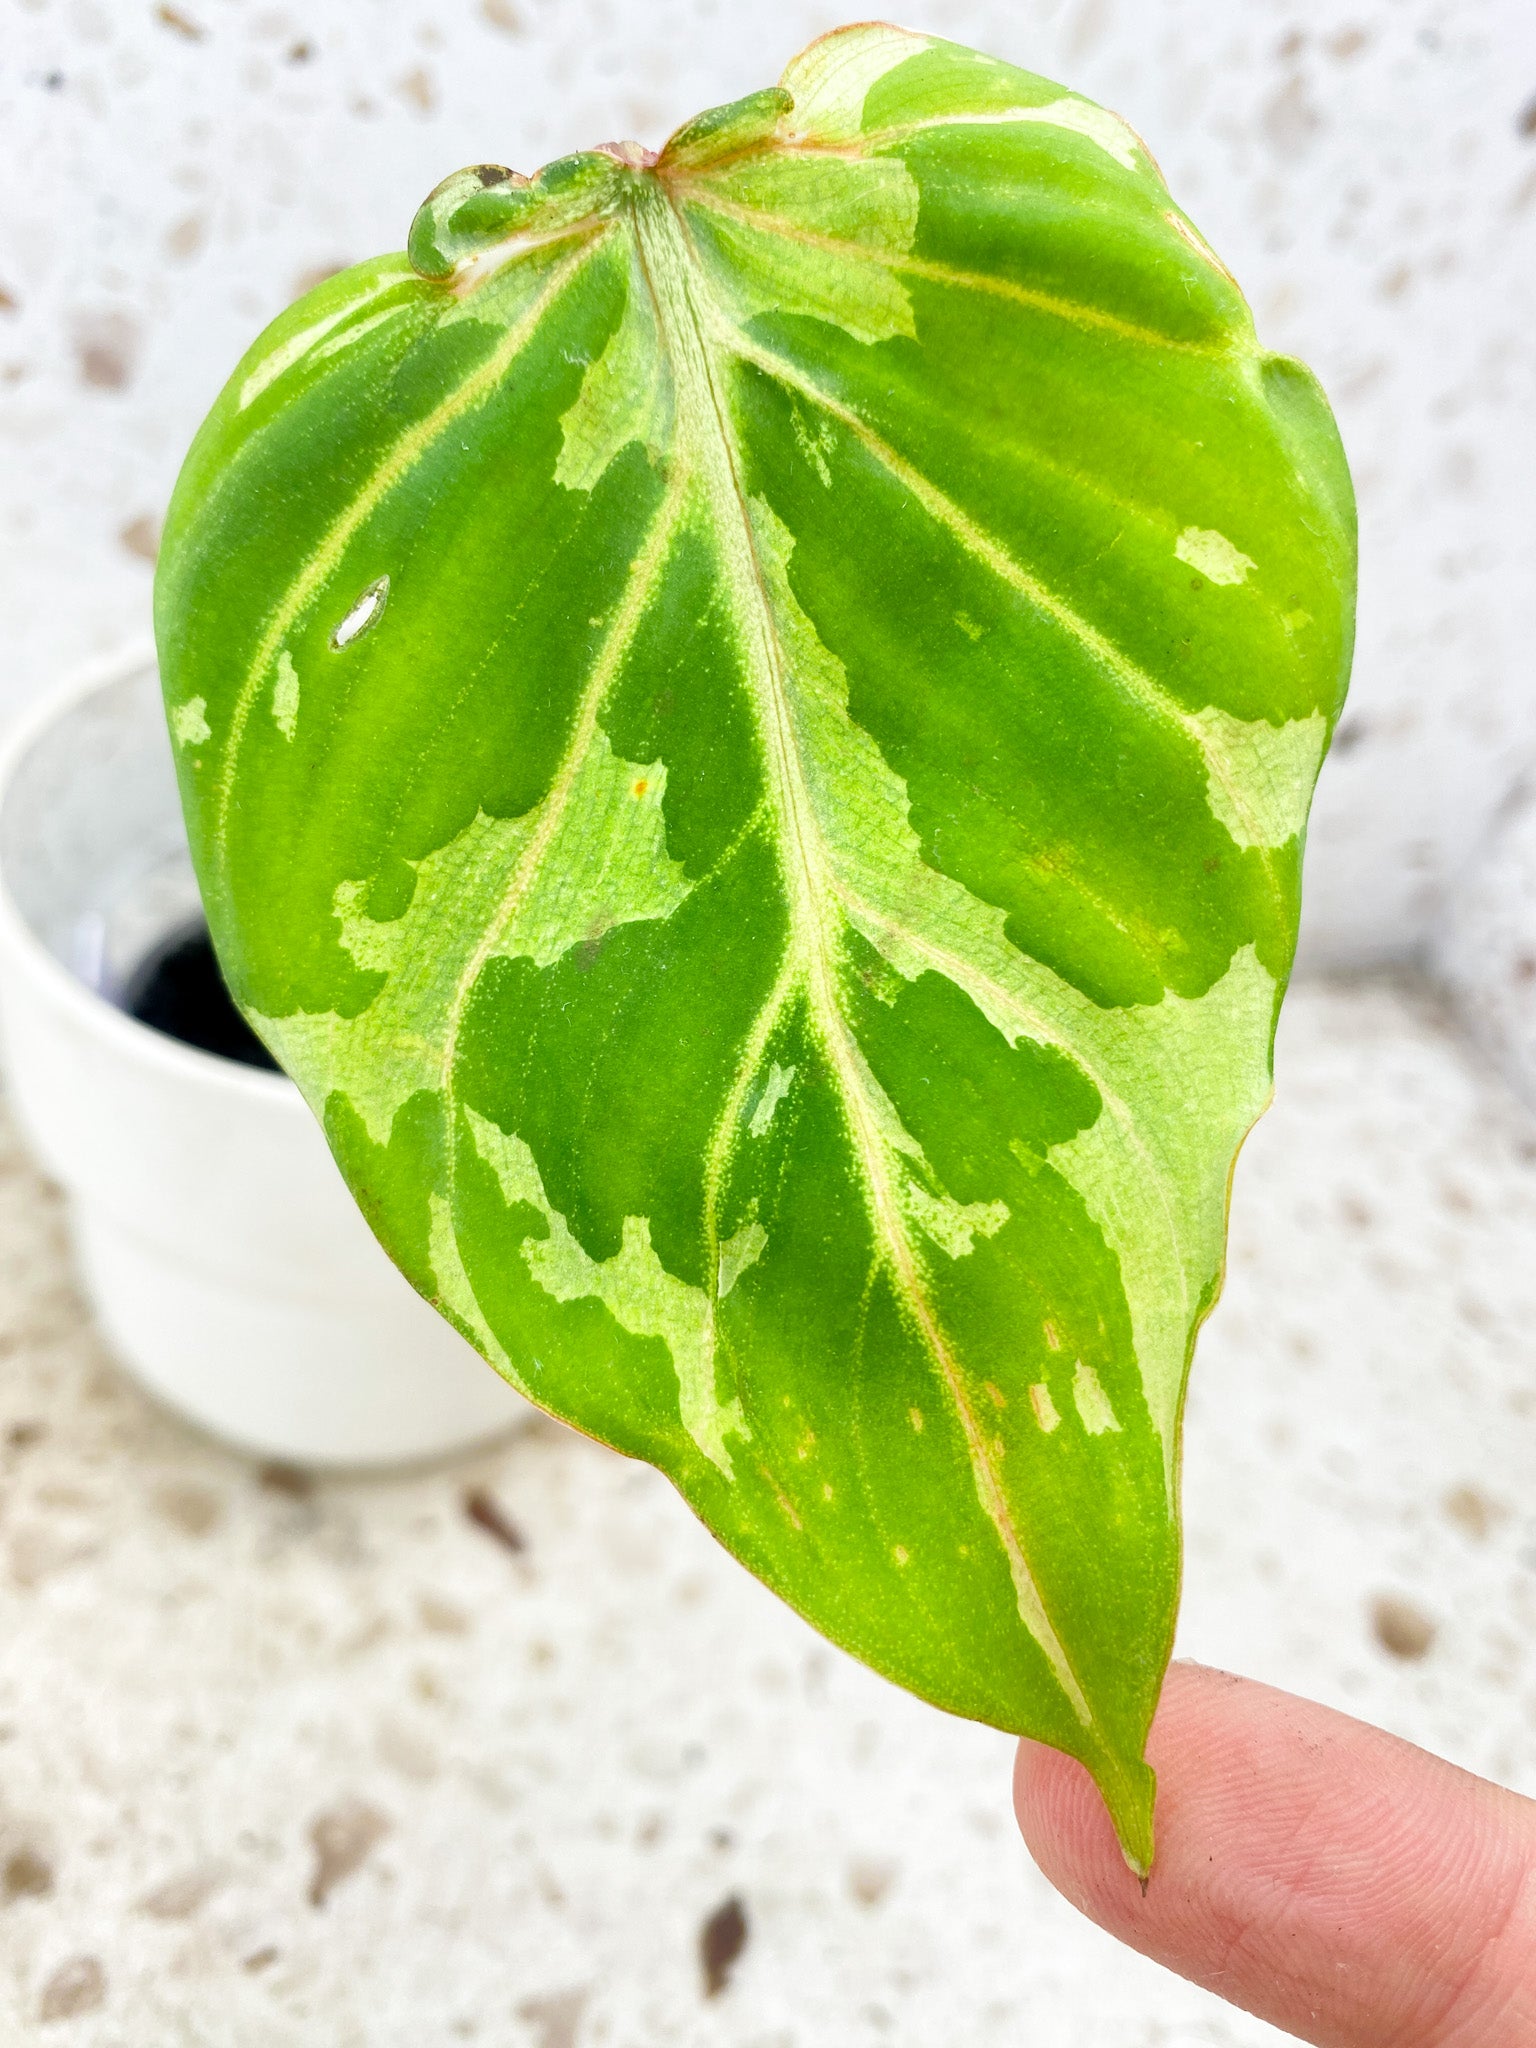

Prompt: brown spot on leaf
xmin=155 ymin=3 xmax=205 ymax=39
xmin=518 ymin=1988 xmax=588 ymax=2048
xmin=307 ymin=1799 xmax=390 ymax=1908
xmin=1444 ymin=1484 xmax=1507 ymax=1542
xmin=38 ymin=1955 xmax=105 ymax=2022
xmin=464 ymin=1486 xmax=527 ymax=1554
xmin=119 ymin=514 xmax=161 ymax=564
xmin=3 ymin=1847 xmax=54 ymax=1904
xmin=73 ymin=311 xmax=138 ymax=391
xmin=699 ymin=1893 xmax=748 ymax=1998
xmin=632 ymin=778 xmax=648 ymax=798
xmin=1370 ymin=1593 xmax=1437 ymax=1661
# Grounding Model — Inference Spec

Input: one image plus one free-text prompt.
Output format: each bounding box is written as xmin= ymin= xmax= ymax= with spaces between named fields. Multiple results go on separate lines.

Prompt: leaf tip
xmin=1099 ymin=1754 xmax=1157 ymax=1883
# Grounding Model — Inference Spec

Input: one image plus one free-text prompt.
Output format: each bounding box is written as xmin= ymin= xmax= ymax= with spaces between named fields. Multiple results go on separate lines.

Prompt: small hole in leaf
xmin=330 ymin=575 xmax=389 ymax=649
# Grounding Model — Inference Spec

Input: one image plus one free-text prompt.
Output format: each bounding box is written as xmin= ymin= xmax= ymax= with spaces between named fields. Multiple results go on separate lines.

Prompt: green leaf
xmin=154 ymin=24 xmax=1354 ymax=1870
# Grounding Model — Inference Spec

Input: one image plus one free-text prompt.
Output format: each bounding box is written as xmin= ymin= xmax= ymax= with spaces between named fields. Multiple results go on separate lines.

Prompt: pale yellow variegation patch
xmin=1046 ymin=945 xmax=1275 ymax=1476
xmin=1175 ymin=526 xmax=1254 ymax=586
xmin=1072 ymin=1359 xmax=1121 ymax=1435
xmin=717 ymin=1216 xmax=768 ymax=1298
xmin=556 ymin=253 xmax=672 ymax=491
xmin=1006 ymin=98 xmax=1146 ymax=172
xmin=1190 ymin=707 xmax=1329 ymax=849
xmin=467 ymin=1107 xmax=746 ymax=1473
xmin=779 ymin=22 xmax=933 ymax=145
xmin=171 ymin=697 xmax=210 ymax=747
xmin=252 ymin=734 xmax=690 ymax=1145
xmin=683 ymin=152 xmax=921 ymax=346
xmin=748 ymin=1062 xmax=796 ymax=1138
xmin=1029 ymin=1383 xmax=1061 ymax=1433
xmin=272 ymin=651 xmax=299 ymax=739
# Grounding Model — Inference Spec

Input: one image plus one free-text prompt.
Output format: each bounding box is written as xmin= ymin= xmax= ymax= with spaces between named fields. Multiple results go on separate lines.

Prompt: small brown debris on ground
xmin=307 ymin=1799 xmax=390 ymax=1908
xmin=153 ymin=1481 xmax=223 ymax=1537
xmin=847 ymin=1856 xmax=896 ymax=1908
xmin=395 ymin=66 xmax=436 ymax=113
xmin=138 ymin=1863 xmax=224 ymax=1919
xmin=518 ymin=1987 xmax=588 ymax=2048
xmin=38 ymin=1955 xmax=105 ymax=2022
xmin=700 ymin=1893 xmax=748 ymax=1998
xmin=1370 ymin=1592 xmax=1437 ymax=1661
xmin=417 ymin=1590 xmax=470 ymax=1634
xmin=155 ymin=4 xmax=205 ymax=39
xmin=164 ymin=212 xmax=206 ymax=261
xmin=73 ymin=311 xmax=138 ymax=391
xmin=464 ymin=1486 xmax=527 ymax=1554
xmin=1443 ymin=1483 xmax=1507 ymax=1542
xmin=3 ymin=1846 xmax=54 ymax=1904
xmin=118 ymin=514 xmax=160 ymax=563
xmin=258 ymin=1461 xmax=313 ymax=1499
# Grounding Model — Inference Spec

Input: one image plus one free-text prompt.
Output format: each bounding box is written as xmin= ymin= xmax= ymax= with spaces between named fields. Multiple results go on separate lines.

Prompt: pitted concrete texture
xmin=0 ymin=974 xmax=1532 ymax=2044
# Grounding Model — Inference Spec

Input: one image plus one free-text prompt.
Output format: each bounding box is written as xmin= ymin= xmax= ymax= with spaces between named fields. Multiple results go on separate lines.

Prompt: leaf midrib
xmin=630 ymin=175 xmax=1094 ymax=1728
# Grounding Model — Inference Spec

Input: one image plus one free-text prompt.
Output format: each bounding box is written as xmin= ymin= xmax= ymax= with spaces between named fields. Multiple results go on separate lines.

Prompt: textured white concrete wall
xmin=2 ymin=0 xmax=1534 ymax=965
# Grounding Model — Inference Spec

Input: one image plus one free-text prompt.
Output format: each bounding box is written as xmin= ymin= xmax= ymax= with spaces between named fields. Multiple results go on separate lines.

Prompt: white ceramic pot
xmin=0 ymin=645 xmax=526 ymax=1466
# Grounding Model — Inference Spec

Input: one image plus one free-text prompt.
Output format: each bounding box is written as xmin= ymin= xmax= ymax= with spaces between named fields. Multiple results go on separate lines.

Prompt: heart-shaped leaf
xmin=155 ymin=24 xmax=1354 ymax=1868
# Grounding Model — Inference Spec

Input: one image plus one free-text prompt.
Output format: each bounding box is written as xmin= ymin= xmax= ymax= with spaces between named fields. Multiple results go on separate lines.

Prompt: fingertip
xmin=1010 ymin=1662 xmax=1536 ymax=2045
xmin=1012 ymin=1730 xmax=1139 ymax=1922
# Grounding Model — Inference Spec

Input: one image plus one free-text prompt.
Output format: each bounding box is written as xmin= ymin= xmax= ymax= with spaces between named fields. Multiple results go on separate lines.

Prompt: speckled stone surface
xmin=0 ymin=972 xmax=1532 ymax=2044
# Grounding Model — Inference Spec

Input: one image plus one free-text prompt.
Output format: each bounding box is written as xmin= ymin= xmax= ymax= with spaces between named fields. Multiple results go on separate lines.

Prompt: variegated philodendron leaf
xmin=155 ymin=24 xmax=1354 ymax=1869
